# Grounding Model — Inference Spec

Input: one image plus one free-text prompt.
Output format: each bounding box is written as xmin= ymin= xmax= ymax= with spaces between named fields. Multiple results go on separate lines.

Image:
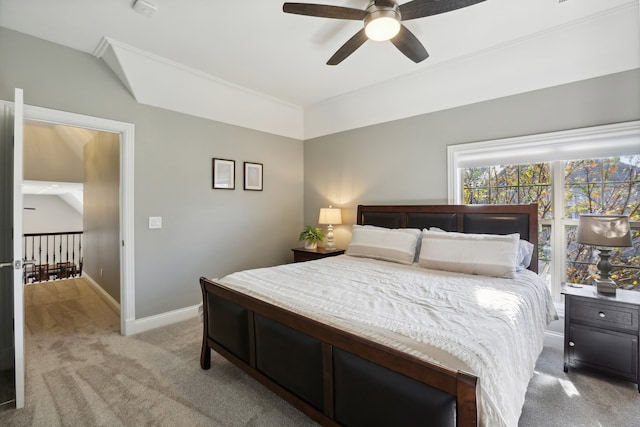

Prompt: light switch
xmin=149 ymin=216 xmax=162 ymax=229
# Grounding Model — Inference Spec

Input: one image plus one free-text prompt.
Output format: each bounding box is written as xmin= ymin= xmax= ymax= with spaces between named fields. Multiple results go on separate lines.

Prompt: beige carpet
xmin=1 ymin=278 xmax=638 ymax=426
xmin=0 ymin=278 xmax=315 ymax=426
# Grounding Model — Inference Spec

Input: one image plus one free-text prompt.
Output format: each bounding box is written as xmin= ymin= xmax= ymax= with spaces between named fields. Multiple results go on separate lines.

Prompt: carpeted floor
xmin=0 ymin=278 xmax=638 ymax=426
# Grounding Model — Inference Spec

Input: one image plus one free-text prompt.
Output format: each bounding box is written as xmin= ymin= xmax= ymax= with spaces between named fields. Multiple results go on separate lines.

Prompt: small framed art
xmin=212 ymin=158 xmax=235 ymax=189
xmin=244 ymin=162 xmax=263 ymax=191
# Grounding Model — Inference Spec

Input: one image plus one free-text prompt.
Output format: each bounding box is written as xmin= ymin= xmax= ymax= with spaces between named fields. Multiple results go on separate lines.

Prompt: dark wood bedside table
xmin=562 ymin=284 xmax=640 ymax=391
xmin=291 ymin=247 xmax=345 ymax=263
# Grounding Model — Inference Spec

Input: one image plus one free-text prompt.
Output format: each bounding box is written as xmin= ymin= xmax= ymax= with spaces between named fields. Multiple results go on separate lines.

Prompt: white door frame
xmin=13 ymin=89 xmax=25 ymax=409
xmin=23 ymin=105 xmax=136 ymax=335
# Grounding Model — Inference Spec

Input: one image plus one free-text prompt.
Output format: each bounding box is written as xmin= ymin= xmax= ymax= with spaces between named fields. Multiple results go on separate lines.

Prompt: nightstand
xmin=291 ymin=247 xmax=345 ymax=263
xmin=562 ymin=284 xmax=640 ymax=391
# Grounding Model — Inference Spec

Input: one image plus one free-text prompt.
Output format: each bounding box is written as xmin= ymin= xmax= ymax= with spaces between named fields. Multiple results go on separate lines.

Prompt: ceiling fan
xmin=283 ymin=0 xmax=486 ymax=65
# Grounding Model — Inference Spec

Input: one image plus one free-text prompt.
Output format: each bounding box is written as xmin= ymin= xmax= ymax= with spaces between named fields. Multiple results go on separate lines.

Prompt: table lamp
xmin=318 ymin=206 xmax=342 ymax=251
xmin=576 ymin=214 xmax=632 ymax=294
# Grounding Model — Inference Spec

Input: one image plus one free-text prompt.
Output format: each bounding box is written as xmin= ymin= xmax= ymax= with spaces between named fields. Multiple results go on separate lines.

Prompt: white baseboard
xmin=83 ymin=273 xmax=121 ymax=315
xmin=130 ymin=304 xmax=200 ymax=335
xmin=554 ymin=301 xmax=565 ymax=318
xmin=544 ymin=330 xmax=564 ymax=348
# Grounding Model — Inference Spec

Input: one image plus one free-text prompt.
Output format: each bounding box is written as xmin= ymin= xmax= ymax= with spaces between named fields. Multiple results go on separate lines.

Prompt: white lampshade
xmin=319 ymin=207 xmax=342 ymax=225
xmin=576 ymin=215 xmax=632 ymax=248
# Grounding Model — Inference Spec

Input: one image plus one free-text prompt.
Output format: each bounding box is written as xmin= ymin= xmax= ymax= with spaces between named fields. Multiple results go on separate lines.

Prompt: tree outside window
xmin=565 ymin=157 xmax=639 ymax=289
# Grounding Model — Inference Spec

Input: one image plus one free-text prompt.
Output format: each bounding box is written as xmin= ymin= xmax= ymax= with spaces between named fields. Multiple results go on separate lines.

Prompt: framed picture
xmin=244 ymin=162 xmax=263 ymax=191
xmin=212 ymin=158 xmax=235 ymax=189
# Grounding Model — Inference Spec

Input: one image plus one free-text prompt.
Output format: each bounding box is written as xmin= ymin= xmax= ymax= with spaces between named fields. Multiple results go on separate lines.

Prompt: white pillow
xmin=516 ymin=240 xmax=535 ymax=271
xmin=431 ymin=226 xmax=534 ymax=272
xmin=419 ymin=229 xmax=520 ymax=278
xmin=347 ymin=225 xmax=421 ymax=265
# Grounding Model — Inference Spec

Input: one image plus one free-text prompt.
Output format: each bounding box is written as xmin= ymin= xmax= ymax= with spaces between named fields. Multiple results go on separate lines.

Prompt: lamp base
xmin=325 ymin=224 xmax=336 ymax=251
xmin=593 ymin=278 xmax=617 ymax=295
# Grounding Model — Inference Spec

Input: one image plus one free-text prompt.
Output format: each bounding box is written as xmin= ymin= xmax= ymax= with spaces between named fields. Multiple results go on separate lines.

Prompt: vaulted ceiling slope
xmin=1 ymin=0 xmax=638 ymax=139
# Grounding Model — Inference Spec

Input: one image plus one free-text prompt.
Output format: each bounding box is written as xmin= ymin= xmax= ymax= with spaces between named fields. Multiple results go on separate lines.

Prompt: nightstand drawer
xmin=569 ymin=298 xmax=639 ymax=333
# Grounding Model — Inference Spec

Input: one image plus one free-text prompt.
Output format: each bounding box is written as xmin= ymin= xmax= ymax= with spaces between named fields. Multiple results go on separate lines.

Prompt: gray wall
xmin=304 ymin=69 xmax=640 ymax=249
xmin=84 ymin=132 xmax=120 ymax=302
xmin=0 ymin=28 xmax=304 ymax=318
xmin=23 ymin=195 xmax=82 ymax=234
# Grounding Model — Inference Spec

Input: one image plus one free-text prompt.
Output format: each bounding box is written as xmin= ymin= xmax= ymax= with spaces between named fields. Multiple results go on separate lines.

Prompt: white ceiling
xmin=22 ymin=180 xmax=82 ymax=196
xmin=23 ymin=180 xmax=84 ymax=214
xmin=1 ymin=0 xmax=639 ymax=139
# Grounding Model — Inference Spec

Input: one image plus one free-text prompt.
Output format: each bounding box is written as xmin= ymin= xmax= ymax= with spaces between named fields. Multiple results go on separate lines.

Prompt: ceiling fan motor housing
xmin=364 ymin=2 xmax=401 ymax=41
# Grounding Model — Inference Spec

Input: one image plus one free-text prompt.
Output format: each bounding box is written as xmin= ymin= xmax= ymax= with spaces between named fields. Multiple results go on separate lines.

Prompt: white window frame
xmin=447 ymin=120 xmax=640 ymax=301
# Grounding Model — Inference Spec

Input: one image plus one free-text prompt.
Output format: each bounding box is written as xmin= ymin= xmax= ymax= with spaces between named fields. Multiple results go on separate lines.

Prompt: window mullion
xmin=551 ymin=160 xmax=566 ymax=300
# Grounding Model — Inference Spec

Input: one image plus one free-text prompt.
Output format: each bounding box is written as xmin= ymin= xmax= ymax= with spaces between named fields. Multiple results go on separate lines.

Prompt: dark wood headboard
xmin=356 ymin=204 xmax=539 ymax=273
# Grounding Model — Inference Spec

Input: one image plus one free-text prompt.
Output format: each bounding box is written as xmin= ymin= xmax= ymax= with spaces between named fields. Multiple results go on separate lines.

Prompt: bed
xmin=199 ymin=204 xmax=556 ymax=426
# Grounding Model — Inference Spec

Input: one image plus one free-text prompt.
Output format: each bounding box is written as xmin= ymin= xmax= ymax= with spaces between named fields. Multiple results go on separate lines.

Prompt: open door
xmin=0 ymin=88 xmax=25 ymax=409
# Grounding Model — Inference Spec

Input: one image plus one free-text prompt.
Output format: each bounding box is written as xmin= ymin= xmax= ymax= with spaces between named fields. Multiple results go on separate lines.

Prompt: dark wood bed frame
xmin=200 ymin=204 xmax=538 ymax=427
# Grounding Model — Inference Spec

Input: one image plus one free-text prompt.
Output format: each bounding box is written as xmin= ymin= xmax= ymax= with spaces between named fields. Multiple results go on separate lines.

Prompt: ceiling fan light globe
xmin=365 ymin=16 xmax=400 ymax=41
xmin=364 ymin=6 xmax=401 ymax=41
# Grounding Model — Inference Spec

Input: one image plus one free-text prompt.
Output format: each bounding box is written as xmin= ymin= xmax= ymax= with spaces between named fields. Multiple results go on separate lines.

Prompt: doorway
xmin=23 ymin=121 xmax=121 ymax=307
xmin=22 ymin=104 xmax=135 ymax=335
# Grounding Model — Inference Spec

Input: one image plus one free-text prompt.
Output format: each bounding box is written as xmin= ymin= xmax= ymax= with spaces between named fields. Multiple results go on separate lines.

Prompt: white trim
xmin=131 ymin=304 xmax=200 ymax=335
xmin=92 ymin=37 xmax=299 ymax=110
xmin=545 ymin=301 xmax=565 ymax=348
xmin=544 ymin=330 xmax=564 ymax=349
xmin=21 ymin=105 xmax=136 ymax=336
xmin=83 ymin=273 xmax=120 ymax=314
xmin=447 ymin=120 xmax=640 ymax=202
xmin=554 ymin=302 xmax=565 ymax=319
xmin=13 ymin=89 xmax=25 ymax=409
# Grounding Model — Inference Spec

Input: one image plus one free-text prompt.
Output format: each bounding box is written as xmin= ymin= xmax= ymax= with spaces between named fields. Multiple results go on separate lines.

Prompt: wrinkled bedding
xmin=218 ymin=255 xmax=557 ymax=427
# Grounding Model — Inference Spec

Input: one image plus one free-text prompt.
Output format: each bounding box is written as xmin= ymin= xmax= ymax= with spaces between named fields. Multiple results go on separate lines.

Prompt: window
xmin=448 ymin=121 xmax=640 ymax=300
xmin=463 ymin=164 xmax=552 ymax=217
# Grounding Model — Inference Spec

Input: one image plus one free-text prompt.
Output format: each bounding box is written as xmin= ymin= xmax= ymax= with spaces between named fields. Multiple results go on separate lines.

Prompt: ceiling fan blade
xmin=283 ymin=3 xmax=366 ymax=20
xmin=390 ymin=25 xmax=429 ymax=63
xmin=399 ymin=0 xmax=486 ymax=21
xmin=327 ymin=29 xmax=368 ymax=65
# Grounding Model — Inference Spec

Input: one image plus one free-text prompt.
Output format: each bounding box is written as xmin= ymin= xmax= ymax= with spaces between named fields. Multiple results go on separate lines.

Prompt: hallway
xmin=24 ymin=278 xmax=119 ymax=338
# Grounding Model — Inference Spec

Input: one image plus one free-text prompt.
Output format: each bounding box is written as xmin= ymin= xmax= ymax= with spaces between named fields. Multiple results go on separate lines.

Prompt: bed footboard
xmin=199 ymin=277 xmax=479 ymax=427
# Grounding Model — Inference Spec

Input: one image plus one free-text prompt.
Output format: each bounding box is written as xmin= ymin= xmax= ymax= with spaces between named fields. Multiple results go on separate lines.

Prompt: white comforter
xmin=218 ymin=255 xmax=557 ymax=427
